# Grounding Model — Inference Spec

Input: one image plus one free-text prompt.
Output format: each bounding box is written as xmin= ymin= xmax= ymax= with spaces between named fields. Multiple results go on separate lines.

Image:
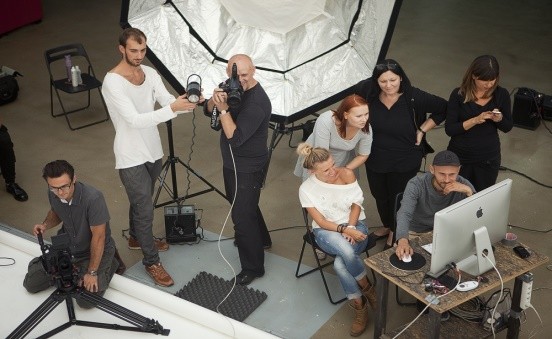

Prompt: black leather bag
xmin=0 ymin=74 xmax=19 ymax=105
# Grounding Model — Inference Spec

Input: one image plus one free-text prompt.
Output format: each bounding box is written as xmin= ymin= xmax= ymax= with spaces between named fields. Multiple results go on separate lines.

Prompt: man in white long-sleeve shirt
xmin=102 ymin=27 xmax=197 ymax=287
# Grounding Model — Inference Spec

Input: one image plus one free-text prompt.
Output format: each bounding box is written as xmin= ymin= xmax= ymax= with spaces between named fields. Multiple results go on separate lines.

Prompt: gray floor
xmin=1 ymin=1 xmax=551 ymax=338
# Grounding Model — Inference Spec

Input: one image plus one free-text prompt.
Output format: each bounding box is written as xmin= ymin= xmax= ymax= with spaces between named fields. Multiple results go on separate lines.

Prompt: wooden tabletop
xmin=365 ymin=236 xmax=549 ymax=314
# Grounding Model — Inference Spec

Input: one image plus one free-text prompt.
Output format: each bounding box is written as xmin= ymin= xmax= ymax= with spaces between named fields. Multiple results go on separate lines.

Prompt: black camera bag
xmin=0 ymin=74 xmax=19 ymax=105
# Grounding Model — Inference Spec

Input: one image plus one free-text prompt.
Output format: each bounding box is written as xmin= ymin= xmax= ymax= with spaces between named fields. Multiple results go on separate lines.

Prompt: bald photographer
xmin=204 ymin=54 xmax=272 ymax=285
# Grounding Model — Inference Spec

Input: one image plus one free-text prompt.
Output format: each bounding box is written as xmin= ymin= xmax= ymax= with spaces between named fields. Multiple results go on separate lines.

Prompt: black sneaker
xmin=6 ymin=182 xmax=28 ymax=202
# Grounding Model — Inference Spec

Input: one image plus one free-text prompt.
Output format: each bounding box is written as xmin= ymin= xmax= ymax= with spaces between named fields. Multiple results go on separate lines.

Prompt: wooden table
xmin=364 ymin=235 xmax=549 ymax=338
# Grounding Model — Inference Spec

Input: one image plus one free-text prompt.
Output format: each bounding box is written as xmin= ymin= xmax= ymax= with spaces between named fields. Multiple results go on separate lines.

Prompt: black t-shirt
xmin=366 ymin=96 xmax=422 ymax=172
xmin=445 ymin=86 xmax=513 ymax=164
xmin=220 ymin=83 xmax=271 ymax=173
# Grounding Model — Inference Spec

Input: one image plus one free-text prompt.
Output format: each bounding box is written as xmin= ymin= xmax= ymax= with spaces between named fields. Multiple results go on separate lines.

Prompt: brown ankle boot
xmin=349 ymin=298 xmax=369 ymax=337
xmin=362 ymin=283 xmax=377 ymax=310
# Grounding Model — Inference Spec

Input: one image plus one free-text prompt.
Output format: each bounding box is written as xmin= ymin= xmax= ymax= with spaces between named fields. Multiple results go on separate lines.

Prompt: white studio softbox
xmin=120 ymin=0 xmax=402 ymax=125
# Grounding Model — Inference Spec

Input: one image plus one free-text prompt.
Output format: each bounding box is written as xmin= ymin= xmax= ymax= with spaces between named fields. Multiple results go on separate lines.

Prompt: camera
xmin=219 ymin=63 xmax=243 ymax=107
xmin=38 ymin=232 xmax=78 ymax=290
xmin=204 ymin=63 xmax=244 ymax=130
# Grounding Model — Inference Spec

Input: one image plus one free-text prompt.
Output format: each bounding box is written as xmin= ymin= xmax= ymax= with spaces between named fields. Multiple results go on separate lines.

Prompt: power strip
xmin=519 ymin=272 xmax=534 ymax=310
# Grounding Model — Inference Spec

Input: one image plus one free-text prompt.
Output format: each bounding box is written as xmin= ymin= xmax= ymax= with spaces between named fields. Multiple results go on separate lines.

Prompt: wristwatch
xmin=220 ymin=109 xmax=229 ymax=115
xmin=87 ymin=270 xmax=98 ymax=276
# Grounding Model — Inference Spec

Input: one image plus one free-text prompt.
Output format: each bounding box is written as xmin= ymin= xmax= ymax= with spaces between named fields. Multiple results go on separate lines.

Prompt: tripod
xmin=153 ymin=120 xmax=225 ymax=208
xmin=8 ymin=285 xmax=169 ymax=338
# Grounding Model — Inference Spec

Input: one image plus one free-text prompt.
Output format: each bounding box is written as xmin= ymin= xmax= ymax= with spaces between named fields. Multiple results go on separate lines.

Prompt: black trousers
xmin=0 ymin=124 xmax=16 ymax=184
xmin=223 ymin=167 xmax=271 ymax=275
xmin=458 ymin=156 xmax=500 ymax=193
xmin=366 ymin=167 xmax=419 ymax=234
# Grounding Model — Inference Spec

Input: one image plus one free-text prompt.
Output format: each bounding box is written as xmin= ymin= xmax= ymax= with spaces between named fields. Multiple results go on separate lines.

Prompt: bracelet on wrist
xmin=418 ymin=127 xmax=426 ymax=134
xmin=87 ymin=270 xmax=98 ymax=276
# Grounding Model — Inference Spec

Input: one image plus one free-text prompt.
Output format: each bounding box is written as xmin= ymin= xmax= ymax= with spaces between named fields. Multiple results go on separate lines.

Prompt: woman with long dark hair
xmin=445 ymin=55 xmax=513 ymax=192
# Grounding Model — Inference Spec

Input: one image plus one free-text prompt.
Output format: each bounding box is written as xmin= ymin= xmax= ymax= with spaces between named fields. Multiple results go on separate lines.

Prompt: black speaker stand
xmin=154 ymin=120 xmax=225 ymax=208
xmin=8 ymin=286 xmax=169 ymax=338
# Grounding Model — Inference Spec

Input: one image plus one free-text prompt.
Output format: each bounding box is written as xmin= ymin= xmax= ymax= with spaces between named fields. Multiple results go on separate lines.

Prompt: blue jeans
xmin=313 ymin=221 xmax=369 ymax=300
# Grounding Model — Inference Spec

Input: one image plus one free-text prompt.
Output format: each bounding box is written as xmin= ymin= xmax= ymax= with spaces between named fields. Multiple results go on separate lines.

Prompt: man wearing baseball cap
xmin=395 ymin=150 xmax=475 ymax=260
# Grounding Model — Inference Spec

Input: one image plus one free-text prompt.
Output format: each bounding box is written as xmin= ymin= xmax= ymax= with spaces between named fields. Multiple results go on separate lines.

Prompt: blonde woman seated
xmin=297 ymin=143 xmax=376 ymax=337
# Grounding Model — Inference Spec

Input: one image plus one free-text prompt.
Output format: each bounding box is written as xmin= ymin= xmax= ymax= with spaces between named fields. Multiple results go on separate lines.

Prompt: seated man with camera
xmin=204 ymin=54 xmax=272 ymax=285
xmin=23 ymin=160 xmax=120 ymax=308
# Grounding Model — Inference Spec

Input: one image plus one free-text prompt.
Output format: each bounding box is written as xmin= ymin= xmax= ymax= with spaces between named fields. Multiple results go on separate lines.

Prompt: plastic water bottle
xmin=75 ymin=66 xmax=83 ymax=85
xmin=71 ymin=66 xmax=78 ymax=87
xmin=64 ymin=55 xmax=72 ymax=82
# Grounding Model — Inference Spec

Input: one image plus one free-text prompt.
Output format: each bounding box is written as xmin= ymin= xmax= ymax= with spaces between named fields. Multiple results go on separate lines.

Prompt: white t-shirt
xmin=102 ymin=65 xmax=177 ymax=169
xmin=299 ymin=175 xmax=366 ymax=229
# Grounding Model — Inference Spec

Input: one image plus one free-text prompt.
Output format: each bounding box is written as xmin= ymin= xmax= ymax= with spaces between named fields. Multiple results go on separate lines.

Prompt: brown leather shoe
xmin=145 ymin=262 xmax=174 ymax=287
xmin=128 ymin=237 xmax=169 ymax=252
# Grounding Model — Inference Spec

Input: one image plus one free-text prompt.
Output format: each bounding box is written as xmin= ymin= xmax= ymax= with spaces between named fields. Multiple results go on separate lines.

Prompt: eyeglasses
xmin=49 ymin=182 xmax=73 ymax=193
xmin=375 ymin=63 xmax=398 ymax=72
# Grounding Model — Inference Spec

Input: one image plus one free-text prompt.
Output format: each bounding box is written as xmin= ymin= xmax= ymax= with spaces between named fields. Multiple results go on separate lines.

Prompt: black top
xmin=220 ymin=83 xmax=271 ymax=173
xmin=48 ymin=181 xmax=113 ymax=258
xmin=445 ymin=86 xmax=513 ymax=164
xmin=355 ymin=79 xmax=447 ymax=172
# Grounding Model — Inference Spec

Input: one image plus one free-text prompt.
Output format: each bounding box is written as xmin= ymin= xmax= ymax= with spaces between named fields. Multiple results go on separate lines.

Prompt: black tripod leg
xmin=177 ymin=157 xmax=226 ymax=199
xmin=263 ymin=123 xmax=285 ymax=188
xmin=7 ymin=290 xmax=66 ymax=339
xmin=153 ymin=158 xmax=173 ymax=207
xmin=74 ymin=289 xmax=170 ymax=335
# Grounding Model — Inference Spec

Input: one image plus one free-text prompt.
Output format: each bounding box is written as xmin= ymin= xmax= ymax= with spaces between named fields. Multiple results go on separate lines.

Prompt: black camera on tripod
xmin=38 ymin=232 xmax=78 ymax=291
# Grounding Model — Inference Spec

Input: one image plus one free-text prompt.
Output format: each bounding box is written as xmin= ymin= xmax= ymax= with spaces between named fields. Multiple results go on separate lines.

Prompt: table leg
xmin=427 ymin=309 xmax=441 ymax=339
xmin=374 ymin=272 xmax=389 ymax=338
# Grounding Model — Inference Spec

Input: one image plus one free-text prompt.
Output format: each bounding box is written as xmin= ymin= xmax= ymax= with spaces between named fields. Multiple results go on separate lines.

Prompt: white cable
xmin=392 ymin=269 xmax=462 ymax=339
xmin=214 ymin=144 xmax=238 ymax=338
xmin=527 ymin=303 xmax=543 ymax=339
xmin=483 ymin=253 xmax=503 ymax=339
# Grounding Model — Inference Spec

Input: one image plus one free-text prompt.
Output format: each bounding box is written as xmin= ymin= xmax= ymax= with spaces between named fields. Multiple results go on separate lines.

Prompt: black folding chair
xmin=295 ymin=208 xmax=376 ymax=304
xmin=44 ymin=43 xmax=109 ymax=130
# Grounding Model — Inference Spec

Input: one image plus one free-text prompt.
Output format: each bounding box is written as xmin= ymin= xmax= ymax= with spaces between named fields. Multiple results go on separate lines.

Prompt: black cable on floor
xmin=499 ymin=166 xmax=552 ymax=189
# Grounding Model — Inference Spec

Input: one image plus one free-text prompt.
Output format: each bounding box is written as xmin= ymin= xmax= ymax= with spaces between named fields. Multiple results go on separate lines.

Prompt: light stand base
xmin=153 ymin=120 xmax=225 ymax=209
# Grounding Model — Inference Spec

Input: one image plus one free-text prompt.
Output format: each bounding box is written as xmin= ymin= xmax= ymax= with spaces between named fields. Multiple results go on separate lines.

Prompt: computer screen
xmin=427 ymin=178 xmax=512 ymax=278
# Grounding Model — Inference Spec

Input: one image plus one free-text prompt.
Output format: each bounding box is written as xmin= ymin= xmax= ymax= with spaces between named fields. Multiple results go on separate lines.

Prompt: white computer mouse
xmin=402 ymin=254 xmax=412 ymax=263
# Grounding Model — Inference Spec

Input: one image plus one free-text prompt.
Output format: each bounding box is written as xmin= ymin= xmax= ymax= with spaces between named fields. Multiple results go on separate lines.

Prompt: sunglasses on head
xmin=375 ymin=63 xmax=398 ymax=72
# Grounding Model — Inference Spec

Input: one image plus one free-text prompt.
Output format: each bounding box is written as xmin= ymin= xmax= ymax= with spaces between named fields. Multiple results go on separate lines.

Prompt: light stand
xmin=8 ymin=284 xmax=169 ymax=339
xmin=153 ymin=120 xmax=225 ymax=208
xmin=263 ymin=121 xmax=313 ymax=187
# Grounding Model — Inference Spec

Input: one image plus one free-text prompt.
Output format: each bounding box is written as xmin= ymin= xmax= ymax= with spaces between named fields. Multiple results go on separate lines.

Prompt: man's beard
xmin=124 ymin=54 xmax=141 ymax=67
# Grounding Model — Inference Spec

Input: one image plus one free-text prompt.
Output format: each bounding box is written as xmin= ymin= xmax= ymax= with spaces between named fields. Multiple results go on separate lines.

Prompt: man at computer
xmin=395 ymin=150 xmax=475 ymax=260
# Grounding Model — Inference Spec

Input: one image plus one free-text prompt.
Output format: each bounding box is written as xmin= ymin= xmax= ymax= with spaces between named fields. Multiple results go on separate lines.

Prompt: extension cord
xmin=519 ymin=272 xmax=534 ymax=310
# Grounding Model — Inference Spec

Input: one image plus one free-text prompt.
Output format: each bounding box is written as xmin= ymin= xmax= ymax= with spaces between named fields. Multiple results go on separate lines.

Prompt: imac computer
xmin=427 ymin=178 xmax=512 ymax=278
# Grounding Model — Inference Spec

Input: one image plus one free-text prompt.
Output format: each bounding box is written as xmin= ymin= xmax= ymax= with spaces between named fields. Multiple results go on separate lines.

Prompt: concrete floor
xmin=1 ymin=0 xmax=551 ymax=338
